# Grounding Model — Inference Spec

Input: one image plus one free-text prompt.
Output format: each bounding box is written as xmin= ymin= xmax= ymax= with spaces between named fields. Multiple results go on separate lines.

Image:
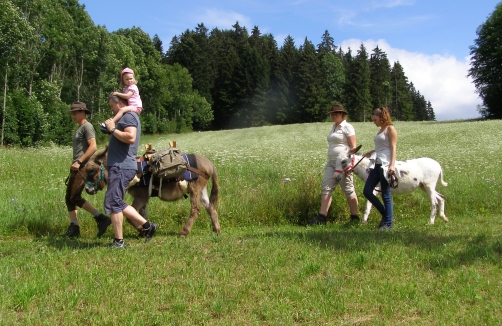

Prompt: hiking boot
xmin=61 ymin=223 xmax=80 ymax=238
xmin=350 ymin=214 xmax=360 ymax=222
xmin=99 ymin=123 xmax=110 ymax=134
xmin=307 ymin=213 xmax=327 ymax=226
xmin=109 ymin=239 xmax=126 ymax=249
xmin=378 ymin=225 xmax=392 ymax=231
xmin=144 ymin=223 xmax=158 ymax=242
xmin=94 ymin=214 xmax=111 ymax=238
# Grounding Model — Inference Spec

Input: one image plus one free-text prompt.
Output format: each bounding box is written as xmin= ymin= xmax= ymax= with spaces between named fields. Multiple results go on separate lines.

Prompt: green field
xmin=0 ymin=120 xmax=501 ymax=325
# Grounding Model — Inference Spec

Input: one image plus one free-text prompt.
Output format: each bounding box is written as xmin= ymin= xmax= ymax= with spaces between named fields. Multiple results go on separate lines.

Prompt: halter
xmin=334 ymin=154 xmax=355 ymax=176
xmin=80 ymin=163 xmax=105 ymax=192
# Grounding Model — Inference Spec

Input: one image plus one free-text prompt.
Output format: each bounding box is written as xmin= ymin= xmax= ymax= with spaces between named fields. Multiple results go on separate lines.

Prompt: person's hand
xmin=388 ymin=165 xmax=395 ymax=176
xmin=363 ymin=150 xmax=374 ymax=158
xmin=104 ymin=118 xmax=115 ymax=131
xmin=112 ymin=91 xmax=117 ymax=96
xmin=71 ymin=161 xmax=80 ymax=171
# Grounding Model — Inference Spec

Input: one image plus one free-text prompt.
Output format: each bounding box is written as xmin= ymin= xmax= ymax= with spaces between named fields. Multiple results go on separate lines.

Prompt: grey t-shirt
xmin=107 ymin=112 xmax=140 ymax=169
xmin=72 ymin=121 xmax=95 ymax=162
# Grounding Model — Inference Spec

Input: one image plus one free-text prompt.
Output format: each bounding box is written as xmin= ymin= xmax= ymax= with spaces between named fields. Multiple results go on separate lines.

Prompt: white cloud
xmin=340 ymin=38 xmax=481 ymax=120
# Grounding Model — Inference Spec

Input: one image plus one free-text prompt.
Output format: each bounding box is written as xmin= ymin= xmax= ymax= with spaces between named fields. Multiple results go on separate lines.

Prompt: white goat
xmin=334 ymin=150 xmax=448 ymax=225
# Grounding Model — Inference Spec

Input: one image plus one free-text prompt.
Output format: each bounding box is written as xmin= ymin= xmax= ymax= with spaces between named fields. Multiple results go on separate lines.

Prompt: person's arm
xmin=112 ymin=90 xmax=134 ymax=100
xmin=363 ymin=150 xmax=375 ymax=158
xmin=104 ymin=119 xmax=137 ymax=145
xmin=345 ymin=123 xmax=357 ymax=151
xmin=346 ymin=135 xmax=356 ymax=150
xmin=112 ymin=106 xmax=132 ymax=124
xmin=72 ymin=137 xmax=97 ymax=171
xmin=387 ymin=125 xmax=398 ymax=175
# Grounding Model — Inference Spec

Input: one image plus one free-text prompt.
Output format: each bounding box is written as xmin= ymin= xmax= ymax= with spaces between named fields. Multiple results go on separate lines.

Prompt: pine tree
xmin=344 ymin=44 xmax=371 ymax=121
xmin=318 ymin=31 xmax=343 ymax=110
xmin=389 ymin=62 xmax=413 ymax=120
xmin=410 ymin=83 xmax=428 ymax=120
xmin=152 ymin=34 xmax=163 ymax=56
xmin=164 ymin=24 xmax=215 ymax=104
xmin=369 ymin=46 xmax=391 ymax=109
xmin=273 ymin=35 xmax=300 ymax=124
xmin=209 ymin=28 xmax=240 ymax=129
xmin=297 ymin=38 xmax=323 ymax=122
xmin=321 ymin=53 xmax=345 ymax=105
xmin=426 ymin=101 xmax=436 ymax=121
xmin=317 ymin=30 xmax=336 ymax=57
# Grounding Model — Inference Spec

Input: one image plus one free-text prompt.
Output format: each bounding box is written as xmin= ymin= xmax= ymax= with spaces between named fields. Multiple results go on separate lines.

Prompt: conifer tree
xmin=389 ymin=62 xmax=413 ymax=120
xmin=321 ymin=53 xmax=345 ymax=105
xmin=297 ymin=38 xmax=323 ymax=122
xmin=209 ymin=28 xmax=240 ymax=129
xmin=344 ymin=44 xmax=371 ymax=121
xmin=426 ymin=101 xmax=436 ymax=121
xmin=317 ymin=30 xmax=336 ymax=57
xmin=273 ymin=35 xmax=300 ymax=124
xmin=410 ymin=83 xmax=428 ymax=120
xmin=369 ymin=46 xmax=391 ymax=109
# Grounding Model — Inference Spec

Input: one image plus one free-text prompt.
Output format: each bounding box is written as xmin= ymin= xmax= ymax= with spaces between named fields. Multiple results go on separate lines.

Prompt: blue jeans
xmin=363 ymin=164 xmax=393 ymax=227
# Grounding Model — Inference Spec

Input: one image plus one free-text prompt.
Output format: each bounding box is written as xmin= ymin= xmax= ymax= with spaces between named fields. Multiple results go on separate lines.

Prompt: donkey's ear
xmin=95 ymin=146 xmax=108 ymax=164
xmin=350 ymin=144 xmax=362 ymax=154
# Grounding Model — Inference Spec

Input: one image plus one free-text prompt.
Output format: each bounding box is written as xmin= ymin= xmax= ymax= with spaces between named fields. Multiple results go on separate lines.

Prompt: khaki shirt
xmin=72 ymin=121 xmax=95 ymax=162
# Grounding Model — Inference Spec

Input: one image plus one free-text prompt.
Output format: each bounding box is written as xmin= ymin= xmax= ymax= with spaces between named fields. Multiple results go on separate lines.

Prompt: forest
xmin=1 ymin=0 xmax=435 ymax=147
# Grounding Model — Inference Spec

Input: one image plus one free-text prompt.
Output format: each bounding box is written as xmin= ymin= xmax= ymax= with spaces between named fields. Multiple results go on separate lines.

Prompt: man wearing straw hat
xmin=61 ymin=101 xmax=111 ymax=238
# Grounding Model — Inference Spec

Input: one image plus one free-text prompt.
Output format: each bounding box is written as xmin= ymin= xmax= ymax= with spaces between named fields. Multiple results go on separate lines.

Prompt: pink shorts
xmin=131 ymin=107 xmax=142 ymax=115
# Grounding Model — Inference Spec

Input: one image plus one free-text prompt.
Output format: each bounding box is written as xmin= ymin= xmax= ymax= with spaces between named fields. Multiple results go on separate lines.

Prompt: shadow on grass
xmin=253 ymin=227 xmax=502 ymax=272
xmin=44 ymin=237 xmax=106 ymax=250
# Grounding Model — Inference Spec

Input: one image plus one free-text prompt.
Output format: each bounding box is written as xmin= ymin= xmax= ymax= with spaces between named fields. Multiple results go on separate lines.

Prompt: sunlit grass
xmin=0 ymin=120 xmax=501 ymax=324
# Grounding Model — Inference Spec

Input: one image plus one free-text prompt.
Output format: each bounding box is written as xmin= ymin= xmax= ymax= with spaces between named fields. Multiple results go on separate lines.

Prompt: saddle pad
xmin=181 ymin=154 xmax=199 ymax=182
xmin=136 ymin=154 xmax=199 ymax=187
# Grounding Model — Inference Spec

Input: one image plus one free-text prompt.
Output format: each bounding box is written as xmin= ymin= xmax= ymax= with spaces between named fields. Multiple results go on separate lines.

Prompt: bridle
xmin=334 ymin=154 xmax=366 ymax=177
xmin=80 ymin=163 xmax=106 ymax=192
xmin=334 ymin=155 xmax=355 ymax=176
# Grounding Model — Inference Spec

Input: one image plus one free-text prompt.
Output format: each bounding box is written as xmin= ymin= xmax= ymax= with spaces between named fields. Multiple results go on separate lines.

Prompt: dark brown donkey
xmin=81 ymin=147 xmax=220 ymax=237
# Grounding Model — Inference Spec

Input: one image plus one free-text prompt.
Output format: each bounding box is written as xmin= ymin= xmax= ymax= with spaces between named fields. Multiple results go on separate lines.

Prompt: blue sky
xmin=81 ymin=0 xmax=500 ymax=120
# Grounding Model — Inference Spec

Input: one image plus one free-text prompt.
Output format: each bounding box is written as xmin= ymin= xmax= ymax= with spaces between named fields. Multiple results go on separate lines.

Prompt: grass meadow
xmin=0 ymin=119 xmax=501 ymax=325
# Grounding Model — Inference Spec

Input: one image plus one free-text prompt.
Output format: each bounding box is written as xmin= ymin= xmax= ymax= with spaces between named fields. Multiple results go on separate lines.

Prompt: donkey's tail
xmin=439 ymin=167 xmax=448 ymax=187
xmin=209 ymin=165 xmax=219 ymax=207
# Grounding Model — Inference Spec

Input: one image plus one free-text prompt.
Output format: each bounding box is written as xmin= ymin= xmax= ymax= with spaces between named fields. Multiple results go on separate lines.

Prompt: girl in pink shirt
xmin=100 ymin=67 xmax=143 ymax=132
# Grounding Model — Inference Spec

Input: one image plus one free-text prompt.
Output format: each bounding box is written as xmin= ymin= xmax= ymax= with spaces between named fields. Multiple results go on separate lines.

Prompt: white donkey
xmin=334 ymin=148 xmax=448 ymax=225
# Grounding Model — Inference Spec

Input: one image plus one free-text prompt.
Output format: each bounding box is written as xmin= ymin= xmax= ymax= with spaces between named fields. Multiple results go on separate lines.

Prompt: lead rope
xmin=389 ymin=172 xmax=398 ymax=189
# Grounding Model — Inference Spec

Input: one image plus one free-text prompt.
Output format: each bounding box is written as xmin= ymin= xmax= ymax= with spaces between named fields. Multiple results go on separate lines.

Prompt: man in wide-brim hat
xmin=61 ymin=101 xmax=111 ymax=238
xmin=68 ymin=101 xmax=91 ymax=114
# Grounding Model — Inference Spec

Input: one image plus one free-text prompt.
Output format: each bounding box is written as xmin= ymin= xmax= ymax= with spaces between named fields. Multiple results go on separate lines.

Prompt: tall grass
xmin=0 ymin=120 xmax=501 ymax=325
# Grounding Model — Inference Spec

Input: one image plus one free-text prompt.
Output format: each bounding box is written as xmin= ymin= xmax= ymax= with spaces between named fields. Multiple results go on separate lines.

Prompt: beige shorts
xmin=321 ymin=160 xmax=356 ymax=197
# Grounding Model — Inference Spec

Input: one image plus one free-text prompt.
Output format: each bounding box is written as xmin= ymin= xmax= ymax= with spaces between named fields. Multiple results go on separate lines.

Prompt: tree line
xmin=166 ymin=24 xmax=436 ymax=129
xmin=1 ymin=0 xmax=434 ymax=147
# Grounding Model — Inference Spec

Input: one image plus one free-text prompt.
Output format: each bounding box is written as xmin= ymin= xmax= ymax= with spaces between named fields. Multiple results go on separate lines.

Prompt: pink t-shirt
xmin=124 ymin=84 xmax=142 ymax=109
